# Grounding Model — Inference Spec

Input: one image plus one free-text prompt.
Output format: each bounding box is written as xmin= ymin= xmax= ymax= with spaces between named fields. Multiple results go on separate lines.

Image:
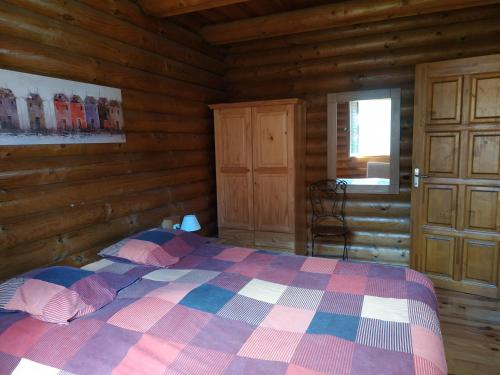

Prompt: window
xmin=327 ymin=89 xmax=401 ymax=194
xmin=349 ymin=98 xmax=391 ymax=157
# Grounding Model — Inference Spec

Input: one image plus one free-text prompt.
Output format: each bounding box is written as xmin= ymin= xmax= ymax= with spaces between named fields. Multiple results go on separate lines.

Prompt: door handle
xmin=413 ymin=168 xmax=429 ymax=188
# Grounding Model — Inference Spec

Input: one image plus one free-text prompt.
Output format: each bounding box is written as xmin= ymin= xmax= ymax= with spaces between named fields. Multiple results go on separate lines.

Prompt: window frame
xmin=327 ymin=88 xmax=401 ymax=194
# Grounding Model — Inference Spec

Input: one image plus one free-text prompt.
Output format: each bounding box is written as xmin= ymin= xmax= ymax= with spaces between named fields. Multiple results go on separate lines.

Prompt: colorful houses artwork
xmin=54 ymin=93 xmax=71 ymax=130
xmin=84 ymin=96 xmax=100 ymax=130
xmin=0 ymin=88 xmax=20 ymax=130
xmin=26 ymin=93 xmax=45 ymax=131
xmin=0 ymin=68 xmax=125 ymax=145
xmin=70 ymin=95 xmax=87 ymax=130
xmin=109 ymin=100 xmax=124 ymax=130
xmin=98 ymin=98 xmax=110 ymax=130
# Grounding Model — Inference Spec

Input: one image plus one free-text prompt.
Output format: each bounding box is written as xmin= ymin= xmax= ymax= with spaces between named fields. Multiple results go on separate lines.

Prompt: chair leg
xmin=311 ymin=237 xmax=315 ymax=257
xmin=342 ymin=234 xmax=348 ymax=261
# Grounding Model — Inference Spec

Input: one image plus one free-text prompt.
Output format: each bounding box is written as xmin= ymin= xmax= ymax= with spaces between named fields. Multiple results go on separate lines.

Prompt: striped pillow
xmin=98 ymin=228 xmax=209 ymax=267
xmin=0 ymin=266 xmax=136 ymax=324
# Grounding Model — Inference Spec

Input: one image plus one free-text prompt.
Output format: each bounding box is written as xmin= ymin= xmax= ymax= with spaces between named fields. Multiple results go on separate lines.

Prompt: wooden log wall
xmin=224 ymin=4 xmax=500 ymax=265
xmin=0 ymin=0 xmax=225 ymax=279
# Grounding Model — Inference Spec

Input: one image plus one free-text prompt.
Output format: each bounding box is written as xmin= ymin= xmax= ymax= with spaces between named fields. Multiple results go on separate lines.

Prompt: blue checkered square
xmin=307 ymin=311 xmax=360 ymax=341
xmin=134 ymin=230 xmax=174 ymax=245
xmin=180 ymin=284 xmax=235 ymax=313
xmin=34 ymin=267 xmax=93 ymax=287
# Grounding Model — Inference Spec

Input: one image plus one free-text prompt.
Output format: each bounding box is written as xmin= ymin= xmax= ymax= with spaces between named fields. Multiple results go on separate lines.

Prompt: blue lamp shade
xmin=180 ymin=214 xmax=201 ymax=232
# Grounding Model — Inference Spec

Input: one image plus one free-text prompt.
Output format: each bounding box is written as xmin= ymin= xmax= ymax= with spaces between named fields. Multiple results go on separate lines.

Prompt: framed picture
xmin=0 ymin=69 xmax=126 ymax=145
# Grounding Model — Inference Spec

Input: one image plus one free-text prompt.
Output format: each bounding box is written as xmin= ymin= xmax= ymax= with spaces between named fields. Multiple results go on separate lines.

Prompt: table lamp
xmin=178 ymin=214 xmax=201 ymax=232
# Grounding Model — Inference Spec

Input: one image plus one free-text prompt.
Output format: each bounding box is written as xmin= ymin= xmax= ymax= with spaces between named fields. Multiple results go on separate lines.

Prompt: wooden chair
xmin=309 ymin=179 xmax=349 ymax=259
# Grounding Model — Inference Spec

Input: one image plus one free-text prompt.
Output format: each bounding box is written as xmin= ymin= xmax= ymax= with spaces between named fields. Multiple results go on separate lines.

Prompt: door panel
xmin=462 ymin=239 xmax=499 ymax=286
xmin=465 ymin=186 xmax=499 ymax=232
xmin=214 ymin=108 xmax=254 ymax=230
xmin=252 ymin=105 xmax=294 ymax=233
xmin=470 ymin=72 xmax=500 ymax=123
xmin=219 ymin=114 xmax=249 ymax=168
xmin=426 ymin=76 xmax=463 ymax=125
xmin=412 ymin=55 xmax=500 ymax=298
xmin=219 ymin=175 xmax=252 ymax=228
xmin=424 ymin=184 xmax=457 ymax=228
xmin=468 ymin=132 xmax=500 ymax=178
xmin=425 ymin=132 xmax=460 ymax=177
xmin=254 ymin=174 xmax=291 ymax=232
xmin=253 ymin=110 xmax=288 ymax=168
xmin=423 ymin=235 xmax=456 ymax=280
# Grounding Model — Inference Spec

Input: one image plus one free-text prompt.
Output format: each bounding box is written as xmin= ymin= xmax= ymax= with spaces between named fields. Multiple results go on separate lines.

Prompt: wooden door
xmin=214 ymin=107 xmax=254 ymax=230
xmin=252 ymin=105 xmax=295 ymax=233
xmin=412 ymin=54 xmax=500 ymax=298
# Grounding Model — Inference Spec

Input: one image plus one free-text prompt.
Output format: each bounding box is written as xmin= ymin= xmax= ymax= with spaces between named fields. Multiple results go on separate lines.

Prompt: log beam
xmin=227 ymin=4 xmax=500 ymax=53
xmin=201 ymin=0 xmax=499 ymax=44
xmin=139 ymin=0 xmax=248 ymax=17
xmin=227 ymin=16 xmax=500 ymax=68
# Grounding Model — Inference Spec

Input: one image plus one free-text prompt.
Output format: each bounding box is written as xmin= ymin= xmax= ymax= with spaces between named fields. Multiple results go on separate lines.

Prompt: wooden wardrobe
xmin=210 ymin=99 xmax=306 ymax=254
xmin=411 ymin=54 xmax=500 ymax=298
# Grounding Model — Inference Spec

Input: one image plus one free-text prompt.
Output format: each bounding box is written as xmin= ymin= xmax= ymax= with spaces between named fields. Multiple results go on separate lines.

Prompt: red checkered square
xmin=214 ymin=247 xmax=255 ymax=262
xmin=114 ymin=334 xmax=185 ymax=375
xmin=411 ymin=325 xmax=447 ymax=374
xmin=25 ymin=319 xmax=103 ymax=369
xmin=108 ymin=297 xmax=175 ymax=332
xmin=326 ymin=274 xmax=367 ymax=294
xmin=146 ymin=282 xmax=197 ymax=304
xmin=300 ymin=258 xmax=338 ymax=274
xmin=238 ymin=327 xmax=303 ymax=362
xmin=0 ymin=317 xmax=51 ymax=357
xmin=226 ymin=262 xmax=266 ymax=278
xmin=261 ymin=305 xmax=315 ymax=333
xmin=226 ymin=253 xmax=274 ymax=278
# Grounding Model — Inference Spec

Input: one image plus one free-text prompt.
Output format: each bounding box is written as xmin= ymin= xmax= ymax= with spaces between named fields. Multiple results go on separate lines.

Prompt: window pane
xmin=349 ymin=98 xmax=391 ymax=157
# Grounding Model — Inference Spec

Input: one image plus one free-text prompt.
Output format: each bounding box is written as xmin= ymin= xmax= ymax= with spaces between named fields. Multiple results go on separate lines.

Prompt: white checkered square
xmin=238 ymin=279 xmax=287 ymax=304
xmin=12 ymin=358 xmax=61 ymax=375
xmin=361 ymin=295 xmax=409 ymax=323
xmin=81 ymin=259 xmax=115 ymax=272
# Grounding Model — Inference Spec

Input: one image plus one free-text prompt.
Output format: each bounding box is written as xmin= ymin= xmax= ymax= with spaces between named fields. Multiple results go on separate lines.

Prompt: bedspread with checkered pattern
xmin=0 ymin=243 xmax=446 ymax=374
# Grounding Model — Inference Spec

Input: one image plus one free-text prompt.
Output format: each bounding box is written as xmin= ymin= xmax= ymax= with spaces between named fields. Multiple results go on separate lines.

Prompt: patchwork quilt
xmin=0 ymin=243 xmax=447 ymax=375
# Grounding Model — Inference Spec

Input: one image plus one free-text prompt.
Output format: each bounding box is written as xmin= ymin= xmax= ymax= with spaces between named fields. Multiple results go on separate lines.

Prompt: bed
xmin=0 ymin=241 xmax=447 ymax=375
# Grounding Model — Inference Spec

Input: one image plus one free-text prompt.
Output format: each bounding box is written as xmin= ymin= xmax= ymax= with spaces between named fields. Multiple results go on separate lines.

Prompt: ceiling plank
xmin=139 ymin=0 xmax=249 ymax=17
xmin=201 ymin=0 xmax=500 ymax=44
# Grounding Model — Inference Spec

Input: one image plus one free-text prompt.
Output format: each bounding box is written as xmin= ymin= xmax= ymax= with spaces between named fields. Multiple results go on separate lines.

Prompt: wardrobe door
xmin=214 ymin=107 xmax=254 ymax=230
xmin=252 ymin=105 xmax=295 ymax=233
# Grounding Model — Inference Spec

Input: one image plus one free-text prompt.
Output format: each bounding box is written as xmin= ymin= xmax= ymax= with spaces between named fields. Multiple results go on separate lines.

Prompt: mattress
xmin=0 ymin=243 xmax=447 ymax=374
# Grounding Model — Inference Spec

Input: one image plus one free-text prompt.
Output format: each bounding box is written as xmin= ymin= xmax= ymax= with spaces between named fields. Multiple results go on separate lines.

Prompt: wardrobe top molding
xmin=209 ymin=98 xmax=305 ymax=110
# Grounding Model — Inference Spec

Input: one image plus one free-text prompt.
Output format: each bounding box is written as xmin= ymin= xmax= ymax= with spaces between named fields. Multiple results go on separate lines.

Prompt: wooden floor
xmin=437 ymin=288 xmax=500 ymax=375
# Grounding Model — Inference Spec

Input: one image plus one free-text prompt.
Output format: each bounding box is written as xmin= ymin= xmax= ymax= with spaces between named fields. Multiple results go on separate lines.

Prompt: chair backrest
xmin=309 ymin=179 xmax=347 ymax=222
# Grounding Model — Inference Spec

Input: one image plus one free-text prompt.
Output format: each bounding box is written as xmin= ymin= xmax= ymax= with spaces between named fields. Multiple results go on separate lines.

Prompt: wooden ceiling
xmin=145 ymin=0 xmax=333 ymax=31
xmin=138 ymin=0 xmax=500 ymax=45
xmin=139 ymin=0 xmax=250 ymax=17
